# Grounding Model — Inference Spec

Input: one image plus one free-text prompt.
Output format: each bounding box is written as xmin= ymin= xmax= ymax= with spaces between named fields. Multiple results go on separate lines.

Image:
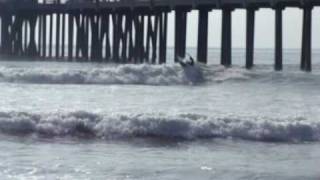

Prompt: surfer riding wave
xmin=177 ymin=54 xmax=204 ymax=84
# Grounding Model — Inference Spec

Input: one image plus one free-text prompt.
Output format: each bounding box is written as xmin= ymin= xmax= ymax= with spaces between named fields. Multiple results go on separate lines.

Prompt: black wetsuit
xmin=178 ymin=56 xmax=194 ymax=67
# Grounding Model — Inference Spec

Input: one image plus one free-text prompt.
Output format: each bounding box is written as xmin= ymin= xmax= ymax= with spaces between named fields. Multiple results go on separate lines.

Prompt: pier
xmin=0 ymin=0 xmax=319 ymax=71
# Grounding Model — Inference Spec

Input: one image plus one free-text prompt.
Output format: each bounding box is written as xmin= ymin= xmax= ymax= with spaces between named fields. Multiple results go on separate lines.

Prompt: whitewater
xmin=0 ymin=49 xmax=320 ymax=179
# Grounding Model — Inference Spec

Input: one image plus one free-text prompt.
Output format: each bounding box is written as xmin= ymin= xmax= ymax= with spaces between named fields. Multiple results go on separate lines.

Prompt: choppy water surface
xmin=0 ymin=49 xmax=320 ymax=179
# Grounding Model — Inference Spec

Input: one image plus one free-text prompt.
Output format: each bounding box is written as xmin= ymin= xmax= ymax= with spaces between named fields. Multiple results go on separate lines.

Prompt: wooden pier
xmin=0 ymin=0 xmax=319 ymax=71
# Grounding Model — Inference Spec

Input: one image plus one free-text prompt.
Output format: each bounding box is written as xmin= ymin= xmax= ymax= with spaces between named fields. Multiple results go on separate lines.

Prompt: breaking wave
xmin=0 ymin=64 xmax=258 ymax=85
xmin=0 ymin=111 xmax=319 ymax=142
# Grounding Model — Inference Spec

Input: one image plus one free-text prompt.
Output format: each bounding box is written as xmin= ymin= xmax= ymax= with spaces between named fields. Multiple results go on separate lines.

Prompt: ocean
xmin=0 ymin=48 xmax=319 ymax=180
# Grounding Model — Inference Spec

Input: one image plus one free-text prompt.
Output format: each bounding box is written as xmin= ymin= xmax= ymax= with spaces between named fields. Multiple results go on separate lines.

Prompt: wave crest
xmin=0 ymin=64 xmax=257 ymax=85
xmin=0 ymin=64 xmax=187 ymax=85
xmin=0 ymin=111 xmax=319 ymax=142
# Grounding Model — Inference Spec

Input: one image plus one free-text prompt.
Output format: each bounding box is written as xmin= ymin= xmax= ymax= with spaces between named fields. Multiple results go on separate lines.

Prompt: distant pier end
xmin=0 ymin=0 xmax=319 ymax=71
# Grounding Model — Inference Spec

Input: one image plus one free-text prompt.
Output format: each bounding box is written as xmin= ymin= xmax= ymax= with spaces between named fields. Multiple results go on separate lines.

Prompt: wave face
xmin=0 ymin=111 xmax=319 ymax=142
xmin=0 ymin=64 xmax=259 ymax=85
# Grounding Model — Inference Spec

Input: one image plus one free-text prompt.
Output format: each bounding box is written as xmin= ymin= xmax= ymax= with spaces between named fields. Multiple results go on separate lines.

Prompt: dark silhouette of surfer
xmin=177 ymin=54 xmax=204 ymax=84
xmin=178 ymin=54 xmax=194 ymax=67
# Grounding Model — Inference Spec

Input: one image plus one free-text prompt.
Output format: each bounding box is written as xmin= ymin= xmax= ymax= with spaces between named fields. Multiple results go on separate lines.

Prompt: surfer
xmin=178 ymin=54 xmax=194 ymax=67
xmin=177 ymin=54 xmax=204 ymax=84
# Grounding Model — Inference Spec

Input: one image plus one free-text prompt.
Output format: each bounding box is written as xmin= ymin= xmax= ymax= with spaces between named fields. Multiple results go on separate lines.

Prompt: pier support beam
xmin=75 ymin=13 xmax=88 ymax=60
xmin=75 ymin=14 xmax=80 ymax=59
xmin=68 ymin=13 xmax=74 ymax=60
xmin=12 ymin=15 xmax=23 ymax=56
xmin=246 ymin=8 xmax=256 ymax=69
xmin=146 ymin=13 xmax=160 ymax=64
xmin=275 ymin=8 xmax=283 ymax=71
xmin=0 ymin=16 xmax=1 ymax=53
xmin=90 ymin=13 xmax=102 ymax=61
xmin=49 ymin=14 xmax=53 ymax=58
xmin=27 ymin=14 xmax=38 ymax=57
xmin=101 ymin=13 xmax=110 ymax=61
xmin=38 ymin=15 xmax=42 ymax=56
xmin=61 ymin=13 xmax=65 ymax=59
xmin=84 ymin=15 xmax=89 ymax=60
xmin=121 ymin=13 xmax=132 ymax=62
xmin=133 ymin=14 xmax=145 ymax=63
xmin=221 ymin=8 xmax=232 ymax=67
xmin=42 ymin=14 xmax=47 ymax=58
xmin=24 ymin=19 xmax=28 ymax=54
xmin=159 ymin=12 xmax=168 ymax=64
xmin=56 ymin=13 xmax=61 ymax=58
xmin=174 ymin=9 xmax=188 ymax=62
xmin=112 ymin=14 xmax=122 ymax=62
xmin=197 ymin=9 xmax=209 ymax=64
xmin=146 ymin=14 xmax=152 ymax=62
xmin=1 ymin=14 xmax=12 ymax=55
xmin=301 ymin=6 xmax=312 ymax=72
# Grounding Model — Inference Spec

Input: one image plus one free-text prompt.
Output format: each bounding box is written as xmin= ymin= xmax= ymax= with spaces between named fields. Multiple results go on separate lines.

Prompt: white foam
xmin=211 ymin=67 xmax=253 ymax=82
xmin=0 ymin=111 xmax=319 ymax=142
xmin=0 ymin=64 xmax=258 ymax=85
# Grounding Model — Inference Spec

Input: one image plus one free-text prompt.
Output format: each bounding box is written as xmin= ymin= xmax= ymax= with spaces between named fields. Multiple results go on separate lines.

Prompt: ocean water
xmin=0 ymin=48 xmax=320 ymax=180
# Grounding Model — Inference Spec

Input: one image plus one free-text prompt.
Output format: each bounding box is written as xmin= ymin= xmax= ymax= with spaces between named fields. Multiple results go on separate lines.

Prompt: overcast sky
xmin=165 ymin=8 xmax=320 ymax=49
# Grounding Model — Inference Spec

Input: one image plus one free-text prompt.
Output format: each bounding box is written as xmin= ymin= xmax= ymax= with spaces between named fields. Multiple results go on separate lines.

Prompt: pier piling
xmin=42 ymin=14 xmax=47 ymax=58
xmin=49 ymin=14 xmax=53 ymax=58
xmin=27 ymin=14 xmax=37 ymax=57
xmin=68 ymin=13 xmax=74 ymax=60
xmin=246 ymin=8 xmax=256 ymax=69
xmin=38 ymin=15 xmax=42 ymax=57
xmin=61 ymin=13 xmax=65 ymax=59
xmin=197 ymin=9 xmax=209 ymax=64
xmin=221 ymin=8 xmax=232 ymax=67
xmin=159 ymin=12 xmax=168 ymax=64
xmin=175 ymin=9 xmax=187 ymax=62
xmin=275 ymin=7 xmax=283 ymax=71
xmin=0 ymin=17 xmax=1 ymax=53
xmin=301 ymin=6 xmax=312 ymax=72
xmin=56 ymin=13 xmax=61 ymax=58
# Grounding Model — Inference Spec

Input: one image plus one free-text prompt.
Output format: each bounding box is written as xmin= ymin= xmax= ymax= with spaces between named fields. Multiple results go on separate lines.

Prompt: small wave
xmin=0 ymin=64 xmax=189 ymax=85
xmin=0 ymin=111 xmax=319 ymax=142
xmin=0 ymin=64 xmax=258 ymax=85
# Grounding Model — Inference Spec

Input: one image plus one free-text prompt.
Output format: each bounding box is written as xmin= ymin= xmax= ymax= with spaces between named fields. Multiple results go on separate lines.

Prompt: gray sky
xmin=166 ymin=8 xmax=320 ymax=49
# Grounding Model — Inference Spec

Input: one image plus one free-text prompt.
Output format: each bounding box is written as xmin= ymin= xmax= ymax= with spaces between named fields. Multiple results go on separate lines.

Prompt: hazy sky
xmin=165 ymin=8 xmax=320 ymax=49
